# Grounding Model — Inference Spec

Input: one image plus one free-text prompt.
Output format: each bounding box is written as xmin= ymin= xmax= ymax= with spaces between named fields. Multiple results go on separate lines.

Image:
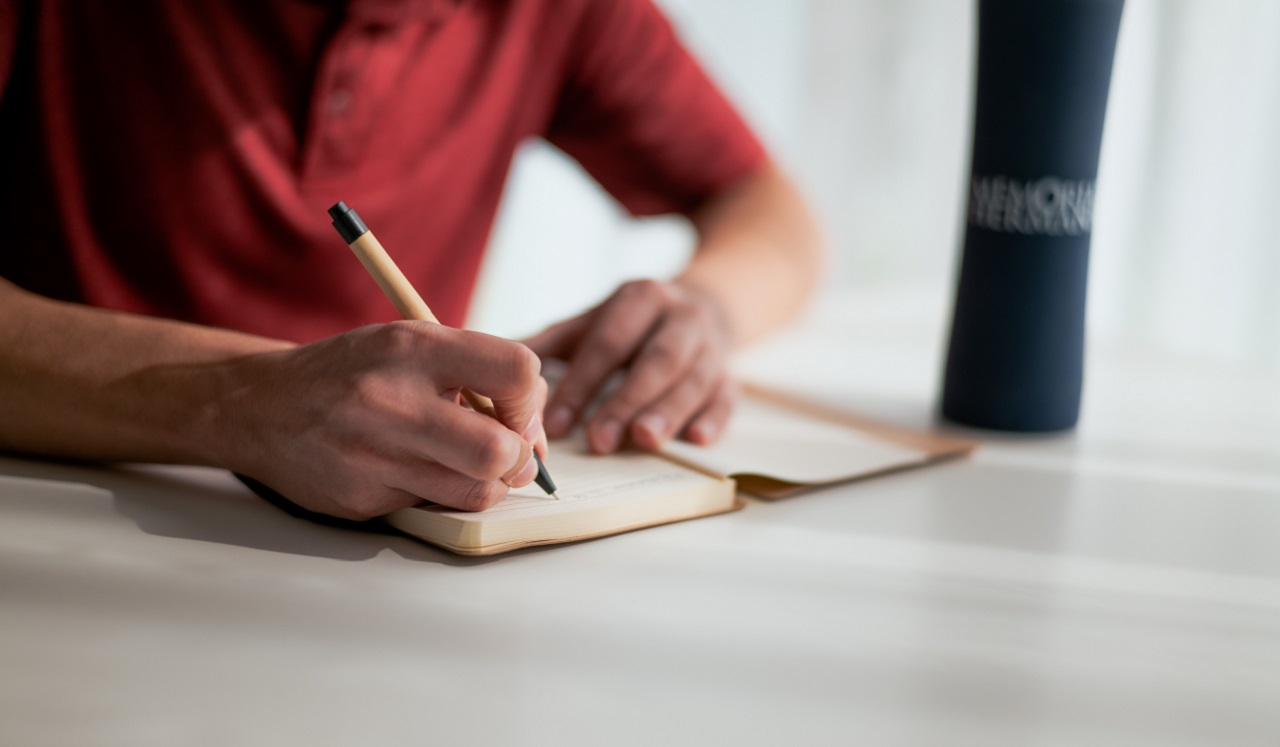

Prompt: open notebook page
xmin=660 ymin=395 xmax=927 ymax=486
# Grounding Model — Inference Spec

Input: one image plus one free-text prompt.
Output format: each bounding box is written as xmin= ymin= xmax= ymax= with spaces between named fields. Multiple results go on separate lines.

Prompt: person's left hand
xmin=525 ymin=279 xmax=737 ymax=454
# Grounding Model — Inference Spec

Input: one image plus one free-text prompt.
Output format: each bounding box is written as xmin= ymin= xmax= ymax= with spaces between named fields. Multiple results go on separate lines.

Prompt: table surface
xmin=3 ymin=287 xmax=1279 ymax=747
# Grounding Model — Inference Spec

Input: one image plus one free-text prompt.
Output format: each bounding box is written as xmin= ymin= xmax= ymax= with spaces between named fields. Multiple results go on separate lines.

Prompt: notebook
xmin=385 ymin=385 xmax=976 ymax=555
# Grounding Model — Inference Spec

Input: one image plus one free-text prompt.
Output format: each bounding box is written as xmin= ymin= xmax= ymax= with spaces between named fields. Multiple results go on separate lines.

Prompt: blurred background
xmin=470 ymin=0 xmax=1280 ymax=372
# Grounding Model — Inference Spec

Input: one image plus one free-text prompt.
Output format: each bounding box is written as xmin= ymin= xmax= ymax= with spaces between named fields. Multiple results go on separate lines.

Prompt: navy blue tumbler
xmin=942 ymin=0 xmax=1125 ymax=432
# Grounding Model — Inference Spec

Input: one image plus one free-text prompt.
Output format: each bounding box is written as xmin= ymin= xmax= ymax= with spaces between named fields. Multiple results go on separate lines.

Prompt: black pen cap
xmin=328 ymin=201 xmax=369 ymax=244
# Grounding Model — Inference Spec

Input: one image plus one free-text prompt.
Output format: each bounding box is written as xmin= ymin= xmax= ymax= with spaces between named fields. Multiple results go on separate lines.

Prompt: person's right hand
xmin=217 ymin=321 xmax=547 ymax=520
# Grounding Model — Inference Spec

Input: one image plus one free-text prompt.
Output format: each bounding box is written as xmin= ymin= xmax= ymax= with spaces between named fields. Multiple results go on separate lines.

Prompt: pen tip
xmin=552 ymin=492 xmax=560 ymax=501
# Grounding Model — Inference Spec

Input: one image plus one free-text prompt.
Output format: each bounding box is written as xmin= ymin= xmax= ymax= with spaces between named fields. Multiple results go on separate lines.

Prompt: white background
xmin=469 ymin=0 xmax=1280 ymax=372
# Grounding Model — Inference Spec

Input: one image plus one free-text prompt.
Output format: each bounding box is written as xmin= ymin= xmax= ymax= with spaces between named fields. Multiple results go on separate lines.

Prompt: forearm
xmin=0 ymin=279 xmax=290 ymax=466
xmin=678 ymin=161 xmax=823 ymax=347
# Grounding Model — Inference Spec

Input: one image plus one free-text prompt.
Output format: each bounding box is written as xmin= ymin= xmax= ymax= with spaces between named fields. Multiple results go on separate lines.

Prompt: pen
xmin=327 ymin=201 xmax=559 ymax=500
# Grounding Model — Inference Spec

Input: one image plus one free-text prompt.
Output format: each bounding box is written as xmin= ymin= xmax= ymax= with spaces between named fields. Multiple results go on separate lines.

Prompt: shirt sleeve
xmin=545 ymin=0 xmax=768 ymax=216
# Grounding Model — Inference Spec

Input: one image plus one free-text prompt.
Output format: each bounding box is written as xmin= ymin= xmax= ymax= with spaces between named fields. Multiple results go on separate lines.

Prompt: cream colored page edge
xmin=388 ymin=483 xmax=741 ymax=556
xmin=385 ymin=433 xmax=734 ymax=549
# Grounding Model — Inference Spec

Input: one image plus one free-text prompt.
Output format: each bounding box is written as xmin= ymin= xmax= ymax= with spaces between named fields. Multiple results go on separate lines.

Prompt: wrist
xmin=673 ymin=277 xmax=737 ymax=349
xmin=185 ymin=347 xmax=288 ymax=475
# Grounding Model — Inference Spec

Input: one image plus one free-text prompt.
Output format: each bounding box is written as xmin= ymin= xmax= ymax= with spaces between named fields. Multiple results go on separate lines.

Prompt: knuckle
xmin=459 ymin=481 xmax=507 ymax=512
xmin=685 ymin=358 xmax=717 ymax=390
xmin=652 ymin=280 xmax=678 ymax=303
xmin=372 ymin=320 xmax=421 ymax=352
xmin=470 ymin=430 xmax=518 ymax=481
xmin=616 ymin=280 xmax=645 ymax=302
xmin=645 ymin=338 xmax=685 ymax=369
xmin=350 ymin=370 xmax=393 ymax=412
xmin=619 ymin=279 xmax=666 ymax=304
xmin=504 ymin=344 xmax=542 ymax=389
xmin=368 ymin=320 xmax=449 ymax=363
xmin=586 ymin=325 xmax=637 ymax=363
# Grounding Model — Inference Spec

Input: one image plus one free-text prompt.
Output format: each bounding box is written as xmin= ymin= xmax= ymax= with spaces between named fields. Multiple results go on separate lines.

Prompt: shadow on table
xmin=0 ymin=455 xmax=541 ymax=567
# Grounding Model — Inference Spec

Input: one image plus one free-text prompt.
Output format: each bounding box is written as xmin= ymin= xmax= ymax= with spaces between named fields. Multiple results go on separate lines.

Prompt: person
xmin=0 ymin=0 xmax=821 ymax=521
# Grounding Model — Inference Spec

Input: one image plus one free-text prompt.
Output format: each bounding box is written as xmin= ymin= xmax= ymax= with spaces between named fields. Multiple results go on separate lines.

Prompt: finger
xmin=388 ymin=462 xmax=513 ymax=513
xmin=522 ymin=310 xmax=594 ymax=362
xmin=681 ymin=378 xmax=739 ymax=445
xmin=530 ymin=376 xmax=550 ymax=459
xmin=623 ymin=348 xmax=721 ymax=451
xmin=544 ymin=285 xmax=668 ymax=438
xmin=407 ymin=399 xmax=536 ymax=486
xmin=421 ymin=327 xmax=544 ymax=439
xmin=513 ymin=376 xmax=550 ymax=458
xmin=381 ymin=324 xmax=540 ymax=475
xmin=414 ymin=325 xmax=542 ymax=405
xmin=586 ymin=315 xmax=701 ymax=452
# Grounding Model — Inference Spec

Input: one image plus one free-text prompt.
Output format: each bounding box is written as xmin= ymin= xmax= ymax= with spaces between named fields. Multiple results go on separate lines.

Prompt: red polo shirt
xmin=0 ymin=0 xmax=764 ymax=342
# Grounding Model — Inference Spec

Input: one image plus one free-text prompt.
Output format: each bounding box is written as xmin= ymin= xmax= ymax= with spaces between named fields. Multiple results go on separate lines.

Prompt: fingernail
xmin=636 ymin=414 xmax=667 ymax=441
xmin=590 ymin=419 xmax=622 ymax=453
xmin=545 ymin=405 xmax=573 ymax=437
xmin=508 ymin=453 xmax=538 ymax=487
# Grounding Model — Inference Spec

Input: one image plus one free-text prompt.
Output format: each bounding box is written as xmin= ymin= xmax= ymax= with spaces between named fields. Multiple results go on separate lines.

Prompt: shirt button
xmin=329 ymin=89 xmax=353 ymax=116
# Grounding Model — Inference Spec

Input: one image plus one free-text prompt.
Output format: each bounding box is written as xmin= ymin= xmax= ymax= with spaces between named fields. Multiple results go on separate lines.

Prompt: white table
xmin=3 ymin=287 xmax=1279 ymax=746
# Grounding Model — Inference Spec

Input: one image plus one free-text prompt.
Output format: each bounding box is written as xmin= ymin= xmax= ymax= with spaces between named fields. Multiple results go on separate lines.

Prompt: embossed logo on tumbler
xmin=942 ymin=0 xmax=1125 ymax=432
